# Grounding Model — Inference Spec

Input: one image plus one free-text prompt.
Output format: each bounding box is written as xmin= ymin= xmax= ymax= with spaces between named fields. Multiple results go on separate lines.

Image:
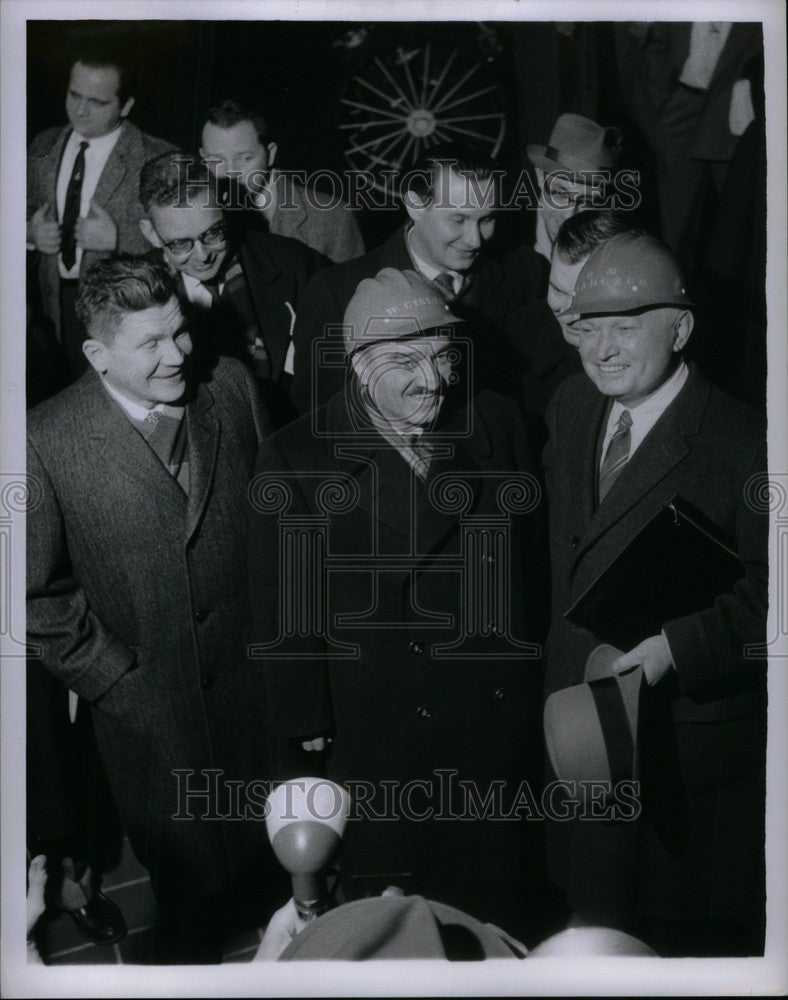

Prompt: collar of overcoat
xmin=79 ymin=365 xmax=220 ymax=544
xmin=569 ymin=362 xmax=712 ymax=572
xmin=320 ymin=383 xmax=494 ymax=560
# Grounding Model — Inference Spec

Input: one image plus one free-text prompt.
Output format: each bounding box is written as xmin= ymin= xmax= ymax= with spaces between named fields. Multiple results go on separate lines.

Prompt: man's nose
xmin=161 ymin=337 xmax=187 ymax=366
xmin=75 ymin=98 xmax=89 ymax=116
xmin=464 ymin=223 xmax=482 ymax=250
xmin=595 ymin=329 xmax=619 ymax=359
xmin=191 ymin=239 xmax=210 ymax=262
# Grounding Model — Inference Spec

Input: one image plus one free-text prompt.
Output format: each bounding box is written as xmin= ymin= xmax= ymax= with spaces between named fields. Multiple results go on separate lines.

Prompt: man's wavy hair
xmin=76 ymin=254 xmax=177 ymax=344
xmin=139 ymin=150 xmax=215 ymax=213
xmin=554 ymin=209 xmax=646 ymax=263
xmin=401 ymin=141 xmax=499 ymax=205
xmin=205 ymin=99 xmax=270 ymax=145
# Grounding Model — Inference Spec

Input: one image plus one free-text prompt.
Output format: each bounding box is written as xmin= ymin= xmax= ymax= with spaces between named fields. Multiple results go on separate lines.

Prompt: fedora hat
xmin=279 ymin=894 xmax=524 ymax=960
xmin=527 ymin=113 xmax=623 ymax=176
xmin=544 ymin=644 xmax=643 ymax=787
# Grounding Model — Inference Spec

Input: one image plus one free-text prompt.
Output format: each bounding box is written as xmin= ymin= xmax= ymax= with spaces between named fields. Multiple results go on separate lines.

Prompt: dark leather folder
xmin=565 ymin=495 xmax=743 ymax=650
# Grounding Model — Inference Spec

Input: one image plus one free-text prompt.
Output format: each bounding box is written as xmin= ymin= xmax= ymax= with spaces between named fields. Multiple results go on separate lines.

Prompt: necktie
xmin=141 ymin=410 xmax=188 ymax=489
xmin=60 ymin=141 xmax=88 ymax=270
xmin=598 ymin=409 xmax=632 ymax=503
xmin=433 ymin=271 xmax=456 ymax=300
xmin=407 ymin=433 xmax=435 ymax=481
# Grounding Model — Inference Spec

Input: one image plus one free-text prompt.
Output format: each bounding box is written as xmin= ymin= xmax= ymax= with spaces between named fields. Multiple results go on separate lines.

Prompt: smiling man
xmin=542 ymin=233 xmax=768 ymax=956
xmin=290 ymin=141 xmax=547 ymax=415
xmin=139 ymin=150 xmax=323 ymax=426
xmin=249 ymin=267 xmax=550 ymax=940
xmin=199 ymin=99 xmax=364 ymax=263
xmin=26 ymin=254 xmax=286 ymax=962
xmin=27 ymin=41 xmax=172 ymax=380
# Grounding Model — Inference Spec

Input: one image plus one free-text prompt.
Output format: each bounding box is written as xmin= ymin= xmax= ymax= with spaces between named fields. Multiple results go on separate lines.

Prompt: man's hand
xmin=612 ymin=633 xmax=674 ymax=686
xmin=29 ymin=202 xmax=61 ymax=254
xmin=301 ymin=736 xmax=329 ymax=752
xmin=254 ymin=898 xmax=308 ymax=960
xmin=76 ymin=201 xmax=117 ymax=252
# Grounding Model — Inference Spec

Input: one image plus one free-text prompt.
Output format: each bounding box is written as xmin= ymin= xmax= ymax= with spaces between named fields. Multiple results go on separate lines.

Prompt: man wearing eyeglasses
xmin=139 ymin=151 xmax=325 ymax=426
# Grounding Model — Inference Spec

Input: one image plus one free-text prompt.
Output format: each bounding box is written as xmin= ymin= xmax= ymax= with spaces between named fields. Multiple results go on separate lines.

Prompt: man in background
xmin=27 ymin=40 xmax=172 ymax=379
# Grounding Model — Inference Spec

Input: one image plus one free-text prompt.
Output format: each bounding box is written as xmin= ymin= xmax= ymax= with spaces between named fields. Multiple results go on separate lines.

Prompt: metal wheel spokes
xmin=339 ymin=41 xmax=506 ymax=192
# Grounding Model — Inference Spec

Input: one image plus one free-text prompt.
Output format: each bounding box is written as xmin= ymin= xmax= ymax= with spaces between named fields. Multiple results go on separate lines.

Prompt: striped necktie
xmin=598 ymin=409 xmax=632 ymax=503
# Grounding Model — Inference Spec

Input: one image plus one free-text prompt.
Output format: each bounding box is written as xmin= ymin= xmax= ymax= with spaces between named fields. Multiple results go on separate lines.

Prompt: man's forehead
xmin=69 ymin=61 xmax=120 ymax=94
xmin=202 ymin=119 xmax=261 ymax=150
xmin=433 ymin=166 xmax=498 ymax=211
xmin=150 ymin=201 xmax=223 ymax=236
xmin=116 ymin=298 xmax=184 ymax=338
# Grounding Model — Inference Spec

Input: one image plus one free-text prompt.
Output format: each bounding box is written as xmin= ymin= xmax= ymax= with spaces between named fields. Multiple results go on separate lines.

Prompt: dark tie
xmin=408 ymin=433 xmax=435 ymax=481
xmin=433 ymin=271 xmax=456 ymax=300
xmin=60 ymin=141 xmax=88 ymax=270
xmin=598 ymin=409 xmax=632 ymax=503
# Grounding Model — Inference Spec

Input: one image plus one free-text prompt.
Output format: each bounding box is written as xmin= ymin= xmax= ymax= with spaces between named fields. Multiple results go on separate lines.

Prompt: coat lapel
xmin=185 ymin=382 xmax=220 ymax=543
xmin=47 ymin=127 xmax=72 ymax=208
xmin=81 ymin=373 xmax=187 ymax=538
xmin=92 ymin=122 xmax=142 ymax=208
xmin=573 ymin=369 xmax=711 ymax=568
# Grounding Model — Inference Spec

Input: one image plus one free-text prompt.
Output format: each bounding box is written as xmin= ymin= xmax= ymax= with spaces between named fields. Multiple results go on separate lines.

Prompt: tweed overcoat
xmin=27 ymin=358 xmax=272 ymax=899
xmin=542 ymin=365 xmax=767 ymax=930
xmin=27 ymin=121 xmax=174 ymax=336
xmin=248 ymin=385 xmax=551 ymax=930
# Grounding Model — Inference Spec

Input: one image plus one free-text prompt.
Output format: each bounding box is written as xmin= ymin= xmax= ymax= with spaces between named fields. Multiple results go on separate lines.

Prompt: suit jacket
xmin=27 ymin=358 xmax=272 ymax=899
xmin=27 ymin=121 xmax=174 ymax=334
xmin=542 ymin=365 xmax=767 ymax=928
xmin=248 ymin=386 xmax=550 ymax=929
xmin=268 ymin=174 xmax=365 ymax=264
xmin=171 ymin=227 xmax=324 ymax=386
xmin=289 ymin=224 xmax=577 ymax=416
xmin=616 ymin=21 xmax=764 ymax=161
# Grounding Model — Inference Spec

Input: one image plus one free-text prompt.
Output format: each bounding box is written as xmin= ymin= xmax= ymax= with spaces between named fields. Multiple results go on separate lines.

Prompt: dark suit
xmin=27 ymin=121 xmax=174 ymax=341
xmin=248 ymin=386 xmax=552 ymax=938
xmin=27 ymin=358 xmax=275 ymax=909
xmin=172 ymin=227 xmax=325 ymax=426
xmin=290 ymin=224 xmax=577 ymax=417
xmin=542 ymin=365 xmax=767 ymax=955
xmin=616 ymin=22 xmax=763 ymax=257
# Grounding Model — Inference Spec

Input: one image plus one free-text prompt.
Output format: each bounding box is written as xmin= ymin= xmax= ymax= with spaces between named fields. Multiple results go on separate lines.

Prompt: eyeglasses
xmin=159 ymin=221 xmax=228 ymax=258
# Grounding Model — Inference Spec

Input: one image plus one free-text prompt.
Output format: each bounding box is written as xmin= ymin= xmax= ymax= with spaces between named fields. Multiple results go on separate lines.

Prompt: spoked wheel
xmin=338 ymin=40 xmax=507 ymax=194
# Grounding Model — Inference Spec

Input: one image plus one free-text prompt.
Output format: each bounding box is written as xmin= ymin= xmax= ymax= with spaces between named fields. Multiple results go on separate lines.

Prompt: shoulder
xmin=695 ymin=374 xmax=765 ymax=449
xmin=257 ymin=400 xmax=329 ymax=469
xmin=29 ymin=126 xmax=66 ymax=158
xmin=198 ymin=355 xmax=255 ymax=401
xmin=27 ymin=374 xmax=98 ymax=454
xmin=244 ymin=228 xmax=322 ymax=272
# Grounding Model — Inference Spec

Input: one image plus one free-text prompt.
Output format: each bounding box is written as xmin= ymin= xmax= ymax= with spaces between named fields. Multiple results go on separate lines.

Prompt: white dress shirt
xmin=679 ymin=22 xmax=732 ymax=91
xmin=181 ymin=272 xmax=225 ymax=309
xmin=599 ymin=360 xmax=689 ymax=473
xmin=55 ymin=123 xmax=125 ymax=279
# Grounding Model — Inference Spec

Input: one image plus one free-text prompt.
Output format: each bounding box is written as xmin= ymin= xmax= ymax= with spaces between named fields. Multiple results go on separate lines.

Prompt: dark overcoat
xmin=542 ymin=365 xmax=767 ymax=934
xmin=248 ymin=386 xmax=551 ymax=932
xmin=27 ymin=358 xmax=272 ymax=899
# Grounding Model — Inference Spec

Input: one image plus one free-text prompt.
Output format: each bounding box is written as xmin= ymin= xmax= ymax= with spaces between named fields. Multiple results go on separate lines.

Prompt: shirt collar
xmin=70 ymin=120 xmax=125 ymax=152
xmin=405 ymin=225 xmax=462 ymax=287
xmin=101 ymin=377 xmax=184 ymax=422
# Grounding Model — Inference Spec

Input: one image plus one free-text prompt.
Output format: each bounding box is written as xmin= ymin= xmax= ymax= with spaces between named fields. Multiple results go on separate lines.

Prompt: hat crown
xmin=343 ymin=268 xmax=460 ymax=355
xmin=569 ymin=233 xmax=692 ymax=315
xmin=530 ymin=112 xmax=623 ymax=174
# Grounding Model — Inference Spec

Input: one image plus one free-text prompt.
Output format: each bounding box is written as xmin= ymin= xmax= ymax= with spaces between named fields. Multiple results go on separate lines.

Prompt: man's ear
xmin=404 ymin=188 xmax=429 ymax=225
xmin=673 ymin=309 xmax=694 ymax=352
xmin=82 ymin=338 xmax=108 ymax=373
xmin=119 ymin=96 xmax=135 ymax=119
xmin=139 ymin=217 xmax=161 ymax=248
xmin=265 ymin=142 xmax=278 ymax=169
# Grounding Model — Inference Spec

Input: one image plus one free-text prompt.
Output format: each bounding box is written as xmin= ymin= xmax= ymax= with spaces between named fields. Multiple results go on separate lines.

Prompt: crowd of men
xmin=25 ymin=36 xmax=768 ymax=964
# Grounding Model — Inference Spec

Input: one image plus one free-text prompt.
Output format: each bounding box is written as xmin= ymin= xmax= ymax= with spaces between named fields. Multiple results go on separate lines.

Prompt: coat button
xmin=571 ymin=536 xmax=580 ymax=550
xmin=494 ymin=687 xmax=506 ymax=702
xmin=201 ymin=676 xmax=215 ymax=691
xmin=416 ymin=705 xmax=432 ymax=719
xmin=408 ymin=641 xmax=424 ymax=656
xmin=194 ymin=609 xmax=209 ymax=623
xmin=482 ymin=553 xmax=495 ymax=565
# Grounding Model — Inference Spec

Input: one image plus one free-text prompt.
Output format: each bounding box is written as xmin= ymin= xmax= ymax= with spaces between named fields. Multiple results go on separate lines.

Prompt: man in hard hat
xmin=248 ymin=267 xmax=552 ymax=942
xmin=541 ymin=232 xmax=767 ymax=956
